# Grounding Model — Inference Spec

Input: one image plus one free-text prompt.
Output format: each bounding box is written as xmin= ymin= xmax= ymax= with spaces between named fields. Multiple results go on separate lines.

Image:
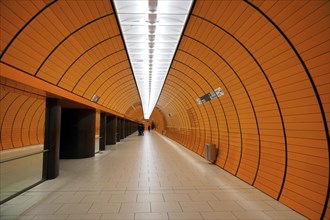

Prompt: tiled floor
xmin=0 ymin=132 xmax=307 ymax=220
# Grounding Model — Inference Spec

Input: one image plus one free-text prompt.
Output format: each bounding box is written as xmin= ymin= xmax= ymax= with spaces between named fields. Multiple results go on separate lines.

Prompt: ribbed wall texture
xmin=150 ymin=107 xmax=166 ymax=133
xmin=155 ymin=1 xmax=329 ymax=219
xmin=0 ymin=0 xmax=142 ymax=119
xmin=0 ymin=0 xmax=328 ymax=219
xmin=0 ymin=77 xmax=45 ymax=150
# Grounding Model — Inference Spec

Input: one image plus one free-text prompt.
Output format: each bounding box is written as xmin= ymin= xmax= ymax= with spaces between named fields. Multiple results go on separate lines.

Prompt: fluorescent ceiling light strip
xmin=113 ymin=0 xmax=193 ymax=119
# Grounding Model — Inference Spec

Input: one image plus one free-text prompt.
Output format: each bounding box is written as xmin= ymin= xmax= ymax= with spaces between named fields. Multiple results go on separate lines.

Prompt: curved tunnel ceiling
xmin=0 ymin=0 xmax=142 ymax=119
xmin=0 ymin=0 xmax=329 ymax=219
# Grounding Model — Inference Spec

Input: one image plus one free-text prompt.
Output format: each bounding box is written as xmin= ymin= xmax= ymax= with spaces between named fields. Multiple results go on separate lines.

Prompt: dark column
xmin=99 ymin=113 xmax=106 ymax=151
xmin=106 ymin=115 xmax=117 ymax=145
xmin=60 ymin=108 xmax=95 ymax=159
xmin=117 ymin=118 xmax=121 ymax=142
xmin=125 ymin=120 xmax=128 ymax=137
xmin=43 ymin=98 xmax=61 ymax=179
xmin=121 ymin=119 xmax=125 ymax=139
xmin=128 ymin=121 xmax=131 ymax=135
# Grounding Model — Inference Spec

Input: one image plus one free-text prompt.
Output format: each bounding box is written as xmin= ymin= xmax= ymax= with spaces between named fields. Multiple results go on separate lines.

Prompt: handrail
xmin=0 ymin=149 xmax=49 ymax=163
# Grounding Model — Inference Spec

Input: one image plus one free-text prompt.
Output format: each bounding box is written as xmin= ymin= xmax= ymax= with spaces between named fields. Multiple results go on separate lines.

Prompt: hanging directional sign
xmin=196 ymin=87 xmax=224 ymax=104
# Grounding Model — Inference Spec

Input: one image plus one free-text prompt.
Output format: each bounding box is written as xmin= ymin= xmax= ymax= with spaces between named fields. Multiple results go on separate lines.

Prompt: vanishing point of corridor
xmin=0 ymin=132 xmax=306 ymax=220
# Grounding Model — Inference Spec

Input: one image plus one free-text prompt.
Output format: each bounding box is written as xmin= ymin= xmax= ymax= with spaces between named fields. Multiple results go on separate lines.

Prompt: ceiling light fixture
xmin=113 ymin=0 xmax=193 ymax=119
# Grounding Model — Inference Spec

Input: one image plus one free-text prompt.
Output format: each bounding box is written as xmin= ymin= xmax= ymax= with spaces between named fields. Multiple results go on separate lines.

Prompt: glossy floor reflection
xmin=0 ymin=132 xmax=306 ymax=220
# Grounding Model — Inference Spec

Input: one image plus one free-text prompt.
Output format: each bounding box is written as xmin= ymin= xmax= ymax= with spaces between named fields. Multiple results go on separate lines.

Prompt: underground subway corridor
xmin=0 ymin=0 xmax=329 ymax=219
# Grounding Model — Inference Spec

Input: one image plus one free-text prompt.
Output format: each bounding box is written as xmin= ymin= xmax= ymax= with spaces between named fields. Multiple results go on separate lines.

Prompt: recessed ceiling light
xmin=113 ymin=0 xmax=193 ymax=119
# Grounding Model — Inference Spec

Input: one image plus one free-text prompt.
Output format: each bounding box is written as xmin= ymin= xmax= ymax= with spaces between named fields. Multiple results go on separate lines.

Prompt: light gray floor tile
xmin=101 ymin=213 xmax=134 ymax=220
xmin=0 ymin=203 xmax=34 ymax=216
xmin=32 ymin=215 xmax=68 ymax=219
xmin=88 ymin=203 xmax=121 ymax=213
xmin=135 ymin=212 xmax=169 ymax=219
xmin=81 ymin=195 xmax=111 ymax=203
xmin=179 ymin=201 xmax=213 ymax=212
xmin=168 ymin=212 xmax=203 ymax=220
xmin=119 ymin=202 xmax=150 ymax=213
xmin=232 ymin=211 xmax=272 ymax=219
xmin=188 ymin=192 xmax=219 ymax=201
xmin=55 ymin=204 xmax=92 ymax=215
xmin=137 ymin=193 xmax=164 ymax=202
xmin=109 ymin=194 xmax=137 ymax=202
xmin=236 ymin=200 xmax=275 ymax=211
xmin=264 ymin=210 xmax=307 ymax=219
xmin=214 ymin=192 xmax=246 ymax=201
xmin=52 ymin=194 xmax=85 ymax=204
xmin=163 ymin=193 xmax=191 ymax=202
xmin=1 ymin=216 xmax=34 ymax=220
xmin=0 ymin=132 xmax=306 ymax=220
xmin=25 ymin=203 xmax=62 ymax=214
xmin=151 ymin=202 xmax=182 ymax=212
xmin=67 ymin=213 xmax=101 ymax=219
xmin=208 ymin=201 xmax=245 ymax=211
xmin=201 ymin=211 xmax=238 ymax=219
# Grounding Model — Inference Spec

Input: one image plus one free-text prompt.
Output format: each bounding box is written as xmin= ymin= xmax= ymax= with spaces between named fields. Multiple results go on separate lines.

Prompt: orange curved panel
xmin=150 ymin=107 xmax=166 ymax=133
xmin=153 ymin=0 xmax=329 ymax=219
xmin=0 ymin=77 xmax=45 ymax=150
xmin=1 ymin=0 xmax=140 ymax=119
xmin=0 ymin=1 xmax=328 ymax=219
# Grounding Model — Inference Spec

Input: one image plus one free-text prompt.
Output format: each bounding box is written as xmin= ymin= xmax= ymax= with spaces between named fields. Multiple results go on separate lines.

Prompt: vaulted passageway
xmin=0 ymin=1 xmax=329 ymax=219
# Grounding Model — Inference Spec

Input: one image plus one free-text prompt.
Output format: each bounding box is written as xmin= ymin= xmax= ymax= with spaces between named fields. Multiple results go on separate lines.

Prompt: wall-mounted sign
xmin=91 ymin=94 xmax=100 ymax=102
xmin=196 ymin=87 xmax=224 ymax=104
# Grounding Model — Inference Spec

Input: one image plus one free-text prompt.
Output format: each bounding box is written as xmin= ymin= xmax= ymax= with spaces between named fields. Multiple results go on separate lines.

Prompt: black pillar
xmin=128 ymin=121 xmax=131 ymax=135
xmin=121 ymin=119 xmax=125 ymax=139
xmin=43 ymin=98 xmax=61 ymax=179
xmin=60 ymin=108 xmax=95 ymax=159
xmin=125 ymin=120 xmax=128 ymax=137
xmin=117 ymin=118 xmax=121 ymax=142
xmin=99 ymin=113 xmax=106 ymax=151
xmin=106 ymin=115 xmax=117 ymax=145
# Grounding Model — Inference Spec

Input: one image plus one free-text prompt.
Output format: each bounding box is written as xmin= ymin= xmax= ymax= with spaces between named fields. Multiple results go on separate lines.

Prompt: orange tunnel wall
xmin=0 ymin=77 xmax=45 ymax=150
xmin=154 ymin=0 xmax=329 ymax=219
xmin=0 ymin=0 xmax=142 ymax=122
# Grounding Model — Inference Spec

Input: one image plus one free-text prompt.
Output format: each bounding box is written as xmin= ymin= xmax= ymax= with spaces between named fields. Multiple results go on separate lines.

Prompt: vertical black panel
xmin=117 ymin=118 xmax=121 ymax=142
xmin=125 ymin=120 xmax=129 ymax=137
xmin=120 ymin=119 xmax=125 ymax=139
xmin=106 ymin=115 xmax=117 ymax=145
xmin=99 ymin=112 xmax=106 ymax=151
xmin=60 ymin=108 xmax=95 ymax=158
xmin=129 ymin=121 xmax=132 ymax=135
xmin=43 ymin=98 xmax=61 ymax=179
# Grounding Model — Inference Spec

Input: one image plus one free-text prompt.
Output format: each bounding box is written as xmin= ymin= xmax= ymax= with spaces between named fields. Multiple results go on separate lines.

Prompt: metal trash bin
xmin=205 ymin=144 xmax=218 ymax=163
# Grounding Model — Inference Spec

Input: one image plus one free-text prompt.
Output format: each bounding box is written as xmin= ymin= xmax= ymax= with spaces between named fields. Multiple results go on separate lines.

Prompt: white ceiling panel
xmin=113 ymin=0 xmax=193 ymax=119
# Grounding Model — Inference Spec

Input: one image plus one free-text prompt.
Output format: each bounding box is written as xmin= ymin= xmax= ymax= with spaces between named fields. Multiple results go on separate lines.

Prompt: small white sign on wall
xmin=196 ymin=87 xmax=224 ymax=105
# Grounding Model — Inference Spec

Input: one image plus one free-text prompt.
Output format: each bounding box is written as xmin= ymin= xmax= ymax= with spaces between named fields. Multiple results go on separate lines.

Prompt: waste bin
xmin=205 ymin=144 xmax=218 ymax=163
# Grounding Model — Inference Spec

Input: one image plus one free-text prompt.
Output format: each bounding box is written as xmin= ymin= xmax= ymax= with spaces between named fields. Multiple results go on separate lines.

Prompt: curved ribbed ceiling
xmin=0 ymin=0 xmax=141 ymax=119
xmin=0 ymin=1 xmax=329 ymax=219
